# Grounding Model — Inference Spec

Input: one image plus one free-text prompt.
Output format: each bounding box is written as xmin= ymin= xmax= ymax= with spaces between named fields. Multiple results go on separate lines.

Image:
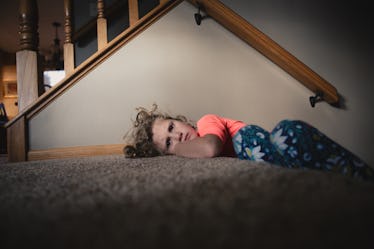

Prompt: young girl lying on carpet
xmin=124 ymin=104 xmax=373 ymax=181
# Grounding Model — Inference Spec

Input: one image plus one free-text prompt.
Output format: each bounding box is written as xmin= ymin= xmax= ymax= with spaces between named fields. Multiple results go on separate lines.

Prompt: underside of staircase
xmin=5 ymin=0 xmax=339 ymax=162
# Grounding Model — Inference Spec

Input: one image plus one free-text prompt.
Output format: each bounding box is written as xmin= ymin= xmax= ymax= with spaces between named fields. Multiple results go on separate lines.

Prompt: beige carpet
xmin=1 ymin=155 xmax=373 ymax=249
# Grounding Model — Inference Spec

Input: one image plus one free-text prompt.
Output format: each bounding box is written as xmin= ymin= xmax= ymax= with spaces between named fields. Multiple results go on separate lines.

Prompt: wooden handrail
xmin=188 ymin=0 xmax=339 ymax=105
xmin=6 ymin=0 xmax=180 ymax=129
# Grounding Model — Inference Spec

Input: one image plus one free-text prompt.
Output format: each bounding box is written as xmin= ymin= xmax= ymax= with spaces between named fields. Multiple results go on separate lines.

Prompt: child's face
xmin=152 ymin=118 xmax=198 ymax=155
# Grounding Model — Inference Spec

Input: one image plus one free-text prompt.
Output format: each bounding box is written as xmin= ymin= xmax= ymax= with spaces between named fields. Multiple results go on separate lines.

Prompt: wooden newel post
xmin=16 ymin=0 xmax=44 ymax=111
xmin=18 ymin=0 xmax=38 ymax=51
xmin=64 ymin=0 xmax=74 ymax=74
xmin=10 ymin=0 xmax=44 ymax=162
xmin=97 ymin=0 xmax=108 ymax=50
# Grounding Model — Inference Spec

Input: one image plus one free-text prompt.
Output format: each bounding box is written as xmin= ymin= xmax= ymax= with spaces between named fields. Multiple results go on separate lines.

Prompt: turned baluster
xmin=18 ymin=0 xmax=39 ymax=51
xmin=128 ymin=0 xmax=139 ymax=26
xmin=63 ymin=0 xmax=74 ymax=74
xmin=97 ymin=0 xmax=108 ymax=50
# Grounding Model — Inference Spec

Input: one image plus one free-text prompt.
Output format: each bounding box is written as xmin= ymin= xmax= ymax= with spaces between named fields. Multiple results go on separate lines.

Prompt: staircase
xmin=5 ymin=0 xmax=339 ymax=162
xmin=6 ymin=0 xmax=181 ymax=162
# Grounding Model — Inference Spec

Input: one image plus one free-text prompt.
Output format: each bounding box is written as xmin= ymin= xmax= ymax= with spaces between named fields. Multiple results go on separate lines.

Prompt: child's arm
xmin=173 ymin=134 xmax=223 ymax=158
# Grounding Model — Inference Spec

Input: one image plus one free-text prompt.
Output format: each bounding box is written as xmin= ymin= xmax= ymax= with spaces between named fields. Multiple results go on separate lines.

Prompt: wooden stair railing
xmin=6 ymin=0 xmax=182 ymax=162
xmin=6 ymin=0 xmax=340 ymax=162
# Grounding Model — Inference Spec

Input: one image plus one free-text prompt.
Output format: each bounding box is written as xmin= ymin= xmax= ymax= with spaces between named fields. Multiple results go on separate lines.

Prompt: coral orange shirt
xmin=197 ymin=114 xmax=246 ymax=157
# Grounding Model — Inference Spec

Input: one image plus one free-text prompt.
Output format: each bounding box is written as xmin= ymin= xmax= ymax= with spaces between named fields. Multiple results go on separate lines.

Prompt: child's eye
xmin=166 ymin=137 xmax=171 ymax=149
xmin=168 ymin=122 xmax=174 ymax=132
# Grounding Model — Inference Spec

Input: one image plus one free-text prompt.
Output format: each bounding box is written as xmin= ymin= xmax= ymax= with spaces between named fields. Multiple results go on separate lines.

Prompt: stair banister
xmin=6 ymin=0 xmax=179 ymax=162
xmin=6 ymin=0 xmax=340 ymax=163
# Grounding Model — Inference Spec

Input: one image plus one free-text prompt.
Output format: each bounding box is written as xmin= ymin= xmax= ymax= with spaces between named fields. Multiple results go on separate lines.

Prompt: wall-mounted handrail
xmin=188 ymin=0 xmax=339 ymax=105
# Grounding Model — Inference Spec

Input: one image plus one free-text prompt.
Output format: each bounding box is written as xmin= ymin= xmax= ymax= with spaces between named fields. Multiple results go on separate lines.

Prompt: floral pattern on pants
xmin=233 ymin=120 xmax=374 ymax=181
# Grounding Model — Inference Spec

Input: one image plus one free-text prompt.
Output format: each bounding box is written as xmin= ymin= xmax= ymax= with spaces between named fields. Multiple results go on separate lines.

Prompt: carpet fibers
xmin=1 ymin=155 xmax=373 ymax=249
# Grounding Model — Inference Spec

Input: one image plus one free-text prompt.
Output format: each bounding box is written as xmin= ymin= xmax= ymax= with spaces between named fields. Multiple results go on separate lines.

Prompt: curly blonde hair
xmin=123 ymin=104 xmax=192 ymax=158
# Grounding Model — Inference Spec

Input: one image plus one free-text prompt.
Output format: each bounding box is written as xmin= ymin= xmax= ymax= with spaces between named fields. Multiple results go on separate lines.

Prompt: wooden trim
xmin=7 ymin=116 xmax=27 ymax=162
xmin=28 ymin=144 xmax=124 ymax=161
xmin=188 ymin=0 xmax=339 ymax=104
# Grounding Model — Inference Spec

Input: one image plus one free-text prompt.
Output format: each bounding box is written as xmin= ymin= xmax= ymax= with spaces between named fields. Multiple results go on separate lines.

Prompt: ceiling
xmin=0 ymin=0 xmax=64 ymax=55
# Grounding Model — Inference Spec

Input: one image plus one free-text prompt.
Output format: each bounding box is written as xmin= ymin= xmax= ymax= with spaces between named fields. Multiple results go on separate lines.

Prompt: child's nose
xmin=171 ymin=132 xmax=183 ymax=142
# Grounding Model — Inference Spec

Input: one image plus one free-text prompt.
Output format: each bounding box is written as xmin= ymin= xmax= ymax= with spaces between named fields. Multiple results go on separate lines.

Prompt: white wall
xmin=29 ymin=1 xmax=374 ymax=166
xmin=220 ymin=0 xmax=374 ymax=165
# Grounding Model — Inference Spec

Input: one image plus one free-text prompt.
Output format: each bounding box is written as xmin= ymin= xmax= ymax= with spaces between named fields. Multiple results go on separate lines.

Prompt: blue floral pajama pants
xmin=233 ymin=120 xmax=374 ymax=181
